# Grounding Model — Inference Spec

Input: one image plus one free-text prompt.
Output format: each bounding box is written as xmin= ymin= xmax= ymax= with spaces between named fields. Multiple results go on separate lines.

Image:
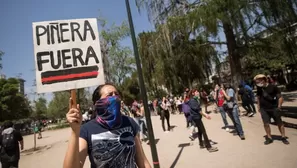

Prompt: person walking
xmin=0 ymin=121 xmax=24 ymax=168
xmin=187 ymin=89 xmax=218 ymax=152
xmin=222 ymin=84 xmax=246 ymax=140
xmin=238 ymin=84 xmax=255 ymax=117
xmin=63 ymin=84 xmax=151 ymax=168
xmin=254 ymin=74 xmax=289 ymax=145
xmin=160 ymin=97 xmax=171 ymax=132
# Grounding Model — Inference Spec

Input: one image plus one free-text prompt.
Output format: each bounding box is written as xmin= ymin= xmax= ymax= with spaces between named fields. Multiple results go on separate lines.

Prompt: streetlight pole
xmin=125 ymin=0 xmax=160 ymax=167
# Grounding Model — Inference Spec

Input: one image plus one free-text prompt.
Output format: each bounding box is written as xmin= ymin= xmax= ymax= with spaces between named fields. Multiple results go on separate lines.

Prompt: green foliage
xmin=47 ymin=91 xmax=70 ymax=119
xmin=47 ymin=89 xmax=91 ymax=119
xmin=0 ymin=50 xmax=3 ymax=69
xmin=118 ymin=71 xmax=140 ymax=105
xmin=32 ymin=96 xmax=47 ymax=118
xmin=100 ymin=19 xmax=136 ymax=85
xmin=0 ymin=78 xmax=31 ymax=122
xmin=136 ymin=0 xmax=297 ymax=86
xmin=77 ymin=88 xmax=92 ymax=110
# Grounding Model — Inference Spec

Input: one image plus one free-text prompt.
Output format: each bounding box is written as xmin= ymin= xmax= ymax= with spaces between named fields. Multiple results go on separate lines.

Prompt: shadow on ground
xmin=147 ymin=139 xmax=160 ymax=145
xmin=170 ymin=125 xmax=177 ymax=130
xmin=263 ymin=135 xmax=289 ymax=141
xmin=170 ymin=143 xmax=191 ymax=168
xmin=21 ymin=145 xmax=51 ymax=156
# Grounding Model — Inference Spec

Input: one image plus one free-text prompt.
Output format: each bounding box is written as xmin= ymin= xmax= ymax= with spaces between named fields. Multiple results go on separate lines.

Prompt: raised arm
xmin=63 ymin=99 xmax=88 ymax=168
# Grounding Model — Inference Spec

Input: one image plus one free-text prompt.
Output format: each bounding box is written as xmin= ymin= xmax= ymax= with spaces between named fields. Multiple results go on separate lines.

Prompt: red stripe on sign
xmin=41 ymin=71 xmax=99 ymax=82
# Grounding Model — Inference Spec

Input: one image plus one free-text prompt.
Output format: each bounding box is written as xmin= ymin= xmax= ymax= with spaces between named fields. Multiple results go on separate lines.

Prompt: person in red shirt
xmin=214 ymin=84 xmax=230 ymax=131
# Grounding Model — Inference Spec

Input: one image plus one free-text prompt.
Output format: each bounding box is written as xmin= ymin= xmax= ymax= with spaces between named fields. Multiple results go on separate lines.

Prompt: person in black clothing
xmin=0 ymin=121 xmax=24 ymax=168
xmin=254 ymin=74 xmax=289 ymax=145
xmin=187 ymin=89 xmax=218 ymax=152
xmin=160 ymin=97 xmax=171 ymax=132
xmin=238 ymin=84 xmax=255 ymax=117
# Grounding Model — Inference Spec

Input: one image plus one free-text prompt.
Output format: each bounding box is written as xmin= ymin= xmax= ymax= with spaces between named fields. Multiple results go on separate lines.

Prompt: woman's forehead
xmin=101 ymin=85 xmax=117 ymax=92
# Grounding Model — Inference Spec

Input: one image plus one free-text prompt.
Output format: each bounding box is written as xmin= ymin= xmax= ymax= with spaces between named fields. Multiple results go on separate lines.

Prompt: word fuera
xmin=37 ymin=46 xmax=99 ymax=71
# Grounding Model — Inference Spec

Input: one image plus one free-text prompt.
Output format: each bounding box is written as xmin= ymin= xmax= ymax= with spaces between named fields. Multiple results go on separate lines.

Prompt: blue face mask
xmin=95 ymin=96 xmax=122 ymax=129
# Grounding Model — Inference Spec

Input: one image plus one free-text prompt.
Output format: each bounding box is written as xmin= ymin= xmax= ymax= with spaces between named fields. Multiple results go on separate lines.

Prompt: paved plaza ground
xmin=3 ymin=92 xmax=297 ymax=168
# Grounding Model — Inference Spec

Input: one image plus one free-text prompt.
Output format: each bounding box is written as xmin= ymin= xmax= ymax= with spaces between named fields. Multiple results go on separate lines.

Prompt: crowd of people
xmin=0 ymin=74 xmax=290 ymax=168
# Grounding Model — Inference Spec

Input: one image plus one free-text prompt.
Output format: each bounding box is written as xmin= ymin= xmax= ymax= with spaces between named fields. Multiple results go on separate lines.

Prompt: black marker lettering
xmin=50 ymin=23 xmax=60 ymax=44
xmin=36 ymin=25 xmax=48 ymax=46
xmin=37 ymin=51 xmax=50 ymax=71
xmin=70 ymin=22 xmax=83 ymax=42
xmin=72 ymin=48 xmax=84 ymax=66
xmin=60 ymin=23 xmax=70 ymax=43
xmin=49 ymin=51 xmax=61 ymax=69
xmin=85 ymin=46 xmax=99 ymax=65
xmin=83 ymin=20 xmax=96 ymax=41
xmin=61 ymin=49 xmax=72 ymax=68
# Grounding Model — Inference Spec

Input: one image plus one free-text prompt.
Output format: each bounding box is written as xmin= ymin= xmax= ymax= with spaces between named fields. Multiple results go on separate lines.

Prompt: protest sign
xmin=32 ymin=18 xmax=105 ymax=93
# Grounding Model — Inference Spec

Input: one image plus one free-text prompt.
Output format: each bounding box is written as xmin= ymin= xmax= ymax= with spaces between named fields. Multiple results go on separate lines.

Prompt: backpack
xmin=0 ymin=131 xmax=16 ymax=162
xmin=1 ymin=132 xmax=16 ymax=151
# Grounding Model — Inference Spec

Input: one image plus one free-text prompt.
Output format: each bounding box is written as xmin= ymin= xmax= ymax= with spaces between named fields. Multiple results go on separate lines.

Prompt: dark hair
xmin=92 ymin=83 xmax=116 ymax=105
xmin=187 ymin=89 xmax=198 ymax=99
xmin=3 ymin=121 xmax=13 ymax=129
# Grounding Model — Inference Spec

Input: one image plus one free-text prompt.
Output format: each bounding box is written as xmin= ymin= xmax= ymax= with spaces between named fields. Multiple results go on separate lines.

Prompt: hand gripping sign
xmin=32 ymin=18 xmax=105 ymax=94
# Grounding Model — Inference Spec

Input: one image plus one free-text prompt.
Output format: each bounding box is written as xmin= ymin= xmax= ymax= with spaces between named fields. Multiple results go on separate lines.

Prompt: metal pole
xmin=125 ymin=0 xmax=160 ymax=167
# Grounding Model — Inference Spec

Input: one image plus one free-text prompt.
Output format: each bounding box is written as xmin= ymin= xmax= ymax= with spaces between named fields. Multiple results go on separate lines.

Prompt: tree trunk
xmin=222 ymin=21 xmax=242 ymax=87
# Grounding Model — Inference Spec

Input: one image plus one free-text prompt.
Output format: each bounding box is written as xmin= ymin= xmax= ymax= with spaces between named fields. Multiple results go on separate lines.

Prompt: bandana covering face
xmin=95 ymin=96 xmax=122 ymax=129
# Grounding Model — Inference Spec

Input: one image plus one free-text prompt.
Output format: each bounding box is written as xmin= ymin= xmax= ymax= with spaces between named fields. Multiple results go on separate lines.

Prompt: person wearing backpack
xmin=0 ymin=121 xmax=24 ymax=168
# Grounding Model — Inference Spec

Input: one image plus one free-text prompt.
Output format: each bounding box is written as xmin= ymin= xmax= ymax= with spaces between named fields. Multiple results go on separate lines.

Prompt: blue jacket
xmin=187 ymin=98 xmax=202 ymax=119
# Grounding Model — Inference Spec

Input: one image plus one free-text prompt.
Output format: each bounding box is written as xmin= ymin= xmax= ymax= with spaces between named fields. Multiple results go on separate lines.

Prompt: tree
xmin=47 ymin=91 xmax=70 ymax=118
xmin=118 ymin=71 xmax=140 ymax=105
xmin=32 ymin=96 xmax=47 ymax=118
xmin=77 ymin=88 xmax=92 ymax=110
xmin=138 ymin=19 xmax=218 ymax=95
xmin=0 ymin=50 xmax=3 ymax=70
xmin=0 ymin=78 xmax=31 ymax=122
xmin=99 ymin=19 xmax=136 ymax=85
xmin=136 ymin=0 xmax=297 ymax=86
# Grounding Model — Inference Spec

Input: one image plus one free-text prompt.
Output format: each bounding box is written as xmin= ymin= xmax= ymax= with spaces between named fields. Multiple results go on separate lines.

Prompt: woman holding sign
xmin=63 ymin=84 xmax=151 ymax=168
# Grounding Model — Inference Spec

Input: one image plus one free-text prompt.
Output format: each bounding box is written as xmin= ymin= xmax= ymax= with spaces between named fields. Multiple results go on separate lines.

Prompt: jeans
xmin=227 ymin=105 xmax=244 ymax=136
xmin=218 ymin=106 xmax=229 ymax=127
xmin=135 ymin=117 xmax=147 ymax=139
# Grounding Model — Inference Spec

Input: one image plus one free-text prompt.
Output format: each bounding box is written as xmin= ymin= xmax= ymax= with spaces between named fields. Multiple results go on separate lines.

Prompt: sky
xmin=0 ymin=0 xmax=154 ymax=101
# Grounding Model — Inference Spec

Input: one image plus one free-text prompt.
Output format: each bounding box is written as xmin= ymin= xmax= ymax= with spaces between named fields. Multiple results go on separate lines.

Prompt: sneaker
xmin=225 ymin=128 xmax=230 ymax=132
xmin=189 ymin=134 xmax=195 ymax=141
xmin=281 ymin=137 xmax=290 ymax=145
xmin=264 ymin=138 xmax=273 ymax=145
xmin=165 ymin=131 xmax=170 ymax=133
xmin=240 ymin=135 xmax=246 ymax=140
xmin=207 ymin=147 xmax=218 ymax=152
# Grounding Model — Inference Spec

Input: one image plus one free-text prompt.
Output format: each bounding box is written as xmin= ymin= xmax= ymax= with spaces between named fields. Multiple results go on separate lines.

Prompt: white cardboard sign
xmin=32 ymin=18 xmax=105 ymax=93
